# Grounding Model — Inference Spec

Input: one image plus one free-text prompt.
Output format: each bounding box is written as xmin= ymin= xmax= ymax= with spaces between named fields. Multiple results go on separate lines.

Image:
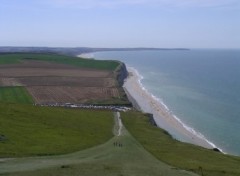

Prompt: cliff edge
xmin=114 ymin=62 xmax=128 ymax=87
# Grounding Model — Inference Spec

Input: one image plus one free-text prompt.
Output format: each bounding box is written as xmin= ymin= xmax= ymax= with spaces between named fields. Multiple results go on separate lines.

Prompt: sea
xmin=93 ymin=49 xmax=240 ymax=156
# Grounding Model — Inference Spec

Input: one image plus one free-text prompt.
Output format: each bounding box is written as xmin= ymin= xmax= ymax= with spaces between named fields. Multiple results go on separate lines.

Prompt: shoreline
xmin=123 ymin=67 xmax=220 ymax=150
xmin=77 ymin=53 xmax=94 ymax=59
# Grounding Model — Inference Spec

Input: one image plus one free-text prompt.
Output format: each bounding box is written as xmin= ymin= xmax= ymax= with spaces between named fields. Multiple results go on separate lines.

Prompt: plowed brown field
xmin=27 ymin=86 xmax=119 ymax=104
xmin=0 ymin=60 xmax=120 ymax=104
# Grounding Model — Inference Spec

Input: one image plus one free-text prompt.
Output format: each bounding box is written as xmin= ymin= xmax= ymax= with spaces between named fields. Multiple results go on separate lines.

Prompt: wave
xmin=127 ymin=66 xmax=224 ymax=153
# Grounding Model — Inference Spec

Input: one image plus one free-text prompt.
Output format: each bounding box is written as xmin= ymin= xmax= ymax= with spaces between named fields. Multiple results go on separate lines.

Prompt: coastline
xmin=123 ymin=67 xmax=218 ymax=150
xmin=77 ymin=53 xmax=94 ymax=59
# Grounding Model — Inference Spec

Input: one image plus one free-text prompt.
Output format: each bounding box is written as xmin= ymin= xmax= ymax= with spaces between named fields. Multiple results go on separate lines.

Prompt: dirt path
xmin=116 ymin=112 xmax=123 ymax=136
xmin=0 ymin=113 xmax=197 ymax=176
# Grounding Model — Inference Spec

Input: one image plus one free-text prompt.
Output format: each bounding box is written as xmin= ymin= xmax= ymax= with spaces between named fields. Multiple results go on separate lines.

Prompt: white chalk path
xmin=117 ymin=112 xmax=123 ymax=136
xmin=113 ymin=111 xmax=124 ymax=137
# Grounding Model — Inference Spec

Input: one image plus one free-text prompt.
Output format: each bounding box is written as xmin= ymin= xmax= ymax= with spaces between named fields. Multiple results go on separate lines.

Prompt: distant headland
xmin=0 ymin=46 xmax=190 ymax=56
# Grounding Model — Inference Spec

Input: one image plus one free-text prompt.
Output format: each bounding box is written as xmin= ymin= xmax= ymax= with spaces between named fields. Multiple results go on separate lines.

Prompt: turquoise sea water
xmin=94 ymin=49 xmax=240 ymax=156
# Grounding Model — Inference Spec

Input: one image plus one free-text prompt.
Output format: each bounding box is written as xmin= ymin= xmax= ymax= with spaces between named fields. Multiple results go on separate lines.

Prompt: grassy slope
xmin=0 ymin=113 xmax=196 ymax=176
xmin=0 ymin=87 xmax=34 ymax=104
xmin=0 ymin=104 xmax=113 ymax=157
xmin=0 ymin=53 xmax=119 ymax=71
xmin=121 ymin=111 xmax=240 ymax=176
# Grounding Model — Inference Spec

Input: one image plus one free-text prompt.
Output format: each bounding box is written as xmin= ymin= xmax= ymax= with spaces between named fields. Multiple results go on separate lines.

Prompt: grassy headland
xmin=0 ymin=113 xmax=196 ymax=176
xmin=121 ymin=111 xmax=240 ymax=176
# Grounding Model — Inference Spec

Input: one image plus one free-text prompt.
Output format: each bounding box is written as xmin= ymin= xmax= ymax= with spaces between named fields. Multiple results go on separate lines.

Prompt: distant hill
xmin=0 ymin=47 xmax=189 ymax=56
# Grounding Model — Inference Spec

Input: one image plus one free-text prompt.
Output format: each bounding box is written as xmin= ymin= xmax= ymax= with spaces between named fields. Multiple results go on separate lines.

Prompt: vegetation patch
xmin=0 ymin=54 xmax=22 ymax=64
xmin=0 ymin=53 xmax=119 ymax=71
xmin=0 ymin=87 xmax=34 ymax=104
xmin=0 ymin=104 xmax=113 ymax=157
xmin=0 ymin=115 xmax=196 ymax=176
xmin=121 ymin=111 xmax=240 ymax=176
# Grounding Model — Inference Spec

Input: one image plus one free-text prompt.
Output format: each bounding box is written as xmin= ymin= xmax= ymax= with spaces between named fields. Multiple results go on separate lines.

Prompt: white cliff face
xmin=115 ymin=62 xmax=128 ymax=87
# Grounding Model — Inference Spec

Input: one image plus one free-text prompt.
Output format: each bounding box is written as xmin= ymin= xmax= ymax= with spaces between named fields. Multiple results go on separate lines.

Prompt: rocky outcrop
xmin=213 ymin=148 xmax=222 ymax=153
xmin=114 ymin=62 xmax=128 ymax=87
xmin=145 ymin=113 xmax=157 ymax=127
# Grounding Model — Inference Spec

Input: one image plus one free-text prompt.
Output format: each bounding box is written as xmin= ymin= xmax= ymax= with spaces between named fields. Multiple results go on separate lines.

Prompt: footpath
xmin=0 ymin=112 xmax=197 ymax=176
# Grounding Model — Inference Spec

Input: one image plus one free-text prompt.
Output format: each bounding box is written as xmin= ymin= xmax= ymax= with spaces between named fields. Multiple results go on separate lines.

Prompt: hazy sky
xmin=1 ymin=0 xmax=240 ymax=48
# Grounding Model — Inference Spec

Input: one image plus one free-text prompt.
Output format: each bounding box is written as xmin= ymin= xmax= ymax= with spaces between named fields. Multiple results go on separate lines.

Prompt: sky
xmin=0 ymin=0 xmax=240 ymax=48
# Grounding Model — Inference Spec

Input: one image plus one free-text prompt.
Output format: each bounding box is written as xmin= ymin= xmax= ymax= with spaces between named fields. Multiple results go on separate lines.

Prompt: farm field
xmin=27 ymin=86 xmax=120 ymax=104
xmin=0 ymin=77 xmax=115 ymax=87
xmin=0 ymin=60 xmax=112 ymax=78
xmin=0 ymin=53 xmax=119 ymax=70
xmin=0 ymin=54 xmax=22 ymax=65
xmin=0 ymin=55 xmax=128 ymax=105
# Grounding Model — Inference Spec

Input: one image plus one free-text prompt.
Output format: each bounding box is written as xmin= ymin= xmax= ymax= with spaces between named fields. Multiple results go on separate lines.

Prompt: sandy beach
xmin=77 ymin=53 xmax=94 ymax=59
xmin=123 ymin=67 xmax=215 ymax=149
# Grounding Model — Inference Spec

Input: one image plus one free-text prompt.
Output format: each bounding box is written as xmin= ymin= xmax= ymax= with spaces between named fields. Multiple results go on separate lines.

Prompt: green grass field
xmin=0 ymin=53 xmax=119 ymax=71
xmin=0 ymin=104 xmax=113 ymax=157
xmin=1 ymin=110 xmax=240 ymax=176
xmin=0 ymin=87 xmax=34 ymax=104
xmin=0 ymin=54 xmax=22 ymax=64
xmin=0 ymin=113 xmax=196 ymax=176
xmin=121 ymin=111 xmax=240 ymax=176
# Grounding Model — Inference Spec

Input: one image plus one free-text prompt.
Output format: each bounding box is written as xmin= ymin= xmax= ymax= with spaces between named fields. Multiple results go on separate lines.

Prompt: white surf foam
xmin=127 ymin=66 xmax=224 ymax=153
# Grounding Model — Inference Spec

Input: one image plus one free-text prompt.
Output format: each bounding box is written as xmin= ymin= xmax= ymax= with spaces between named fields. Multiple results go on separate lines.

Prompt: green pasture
xmin=121 ymin=111 xmax=240 ymax=176
xmin=1 ymin=110 xmax=240 ymax=176
xmin=0 ymin=104 xmax=113 ymax=157
xmin=0 ymin=54 xmax=22 ymax=64
xmin=0 ymin=53 xmax=119 ymax=71
xmin=0 ymin=112 xmax=196 ymax=176
xmin=0 ymin=87 xmax=33 ymax=104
